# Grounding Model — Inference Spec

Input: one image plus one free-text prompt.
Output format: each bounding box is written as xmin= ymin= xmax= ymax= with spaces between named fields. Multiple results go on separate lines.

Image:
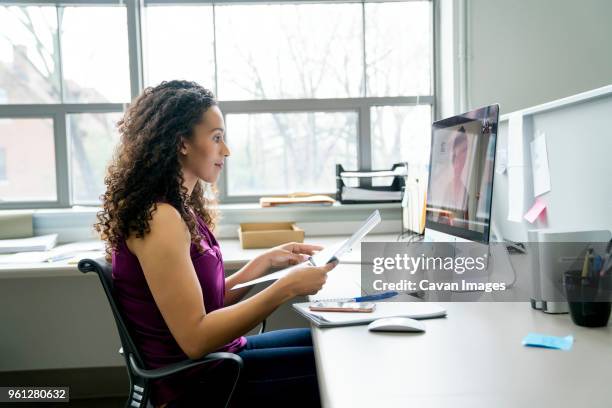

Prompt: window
xmin=0 ymin=6 xmax=60 ymax=104
xmin=365 ymin=2 xmax=432 ymax=97
xmin=143 ymin=5 xmax=215 ymax=90
xmin=0 ymin=118 xmax=56 ymax=202
xmin=215 ymin=3 xmax=364 ymax=100
xmin=371 ymin=105 xmax=432 ymax=180
xmin=226 ymin=111 xmax=358 ymax=195
xmin=0 ymin=3 xmax=129 ymax=208
xmin=68 ymin=112 xmax=122 ymax=204
xmin=61 ymin=7 xmax=130 ymax=103
xmin=0 ymin=0 xmax=434 ymax=208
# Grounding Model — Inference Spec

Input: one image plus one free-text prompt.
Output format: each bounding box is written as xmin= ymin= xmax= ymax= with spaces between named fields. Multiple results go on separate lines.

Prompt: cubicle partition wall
xmin=492 ymin=85 xmax=612 ymax=243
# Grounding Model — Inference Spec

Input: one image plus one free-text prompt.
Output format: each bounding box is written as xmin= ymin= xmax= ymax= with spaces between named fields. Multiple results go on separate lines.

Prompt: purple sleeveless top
xmin=112 ymin=212 xmax=246 ymax=406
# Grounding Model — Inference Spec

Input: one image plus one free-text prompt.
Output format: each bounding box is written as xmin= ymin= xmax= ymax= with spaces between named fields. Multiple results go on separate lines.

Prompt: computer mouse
xmin=367 ymin=317 xmax=426 ymax=332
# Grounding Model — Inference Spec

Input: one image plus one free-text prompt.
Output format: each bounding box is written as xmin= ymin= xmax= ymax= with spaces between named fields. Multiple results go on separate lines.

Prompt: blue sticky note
xmin=522 ymin=333 xmax=574 ymax=351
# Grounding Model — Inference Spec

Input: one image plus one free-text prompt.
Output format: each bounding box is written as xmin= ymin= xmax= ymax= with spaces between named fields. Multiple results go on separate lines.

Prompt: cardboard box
xmin=238 ymin=222 xmax=304 ymax=249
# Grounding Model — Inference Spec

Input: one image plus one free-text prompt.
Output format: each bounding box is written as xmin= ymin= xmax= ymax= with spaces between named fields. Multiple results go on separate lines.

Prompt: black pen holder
xmin=564 ymin=270 xmax=611 ymax=327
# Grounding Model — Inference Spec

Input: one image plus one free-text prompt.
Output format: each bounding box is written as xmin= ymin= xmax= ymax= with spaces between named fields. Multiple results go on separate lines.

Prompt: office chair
xmin=78 ymin=257 xmax=262 ymax=408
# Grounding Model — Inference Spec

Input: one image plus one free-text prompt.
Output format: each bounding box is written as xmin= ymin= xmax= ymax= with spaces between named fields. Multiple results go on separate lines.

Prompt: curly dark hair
xmin=94 ymin=80 xmax=219 ymax=260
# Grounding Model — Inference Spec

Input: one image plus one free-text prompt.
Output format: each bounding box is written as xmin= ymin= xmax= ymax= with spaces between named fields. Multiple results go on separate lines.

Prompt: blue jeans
xmin=168 ymin=328 xmax=321 ymax=408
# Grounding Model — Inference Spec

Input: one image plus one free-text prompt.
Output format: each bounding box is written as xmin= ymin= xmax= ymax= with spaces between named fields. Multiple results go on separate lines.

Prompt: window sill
xmin=29 ymin=202 xmax=402 ymax=242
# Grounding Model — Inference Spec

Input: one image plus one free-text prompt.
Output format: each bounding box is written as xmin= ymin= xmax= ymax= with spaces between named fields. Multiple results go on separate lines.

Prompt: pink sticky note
xmin=524 ymin=198 xmax=546 ymax=223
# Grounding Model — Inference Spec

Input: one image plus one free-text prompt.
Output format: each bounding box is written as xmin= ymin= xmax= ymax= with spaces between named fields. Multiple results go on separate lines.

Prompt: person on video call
xmin=94 ymin=80 xmax=337 ymax=408
xmin=439 ymin=126 xmax=469 ymax=226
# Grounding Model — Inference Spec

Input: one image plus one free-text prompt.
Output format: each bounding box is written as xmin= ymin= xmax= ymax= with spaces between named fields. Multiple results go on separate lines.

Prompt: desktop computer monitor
xmin=424 ymin=104 xmax=499 ymax=244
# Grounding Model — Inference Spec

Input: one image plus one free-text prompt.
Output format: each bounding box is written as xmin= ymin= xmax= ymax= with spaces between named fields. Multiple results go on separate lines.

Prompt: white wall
xmin=466 ymin=0 xmax=612 ymax=114
xmin=492 ymin=87 xmax=612 ymax=242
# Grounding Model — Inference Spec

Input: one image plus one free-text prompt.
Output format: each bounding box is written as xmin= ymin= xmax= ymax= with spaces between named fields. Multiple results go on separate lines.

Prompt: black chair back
xmin=78 ymin=257 xmax=151 ymax=407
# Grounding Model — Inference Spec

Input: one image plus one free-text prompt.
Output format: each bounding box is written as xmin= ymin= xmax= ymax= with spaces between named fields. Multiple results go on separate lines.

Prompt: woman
xmin=94 ymin=80 xmax=337 ymax=408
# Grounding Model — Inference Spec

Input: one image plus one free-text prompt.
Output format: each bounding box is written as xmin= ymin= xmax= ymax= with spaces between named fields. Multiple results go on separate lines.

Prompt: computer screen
xmin=425 ymin=104 xmax=499 ymax=243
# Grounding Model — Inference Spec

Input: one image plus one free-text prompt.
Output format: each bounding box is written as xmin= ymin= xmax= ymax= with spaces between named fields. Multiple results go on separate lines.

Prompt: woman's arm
xmin=223 ymin=256 xmax=269 ymax=306
xmin=224 ymin=242 xmax=323 ymax=306
xmin=129 ymin=203 xmax=335 ymax=360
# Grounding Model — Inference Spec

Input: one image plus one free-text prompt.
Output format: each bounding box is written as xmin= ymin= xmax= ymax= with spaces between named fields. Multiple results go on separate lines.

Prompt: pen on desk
xmin=345 ymin=291 xmax=399 ymax=303
xmin=313 ymin=291 xmax=399 ymax=303
xmin=353 ymin=291 xmax=399 ymax=302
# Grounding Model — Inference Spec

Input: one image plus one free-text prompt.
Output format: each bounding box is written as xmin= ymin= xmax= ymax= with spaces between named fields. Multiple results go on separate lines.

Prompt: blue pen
xmin=314 ymin=291 xmax=399 ymax=303
xmin=353 ymin=291 xmax=399 ymax=302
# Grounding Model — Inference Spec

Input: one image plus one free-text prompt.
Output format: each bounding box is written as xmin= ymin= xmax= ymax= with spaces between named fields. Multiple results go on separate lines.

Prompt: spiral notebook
xmin=292 ymin=302 xmax=446 ymax=328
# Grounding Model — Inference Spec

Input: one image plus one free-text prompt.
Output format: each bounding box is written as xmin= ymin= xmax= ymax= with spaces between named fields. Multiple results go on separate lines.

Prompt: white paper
xmin=0 ymin=233 xmax=58 ymax=254
xmin=506 ymin=113 xmax=526 ymax=223
xmin=340 ymin=167 xmax=407 ymax=178
xmin=507 ymin=166 xmax=525 ymax=222
xmin=341 ymin=187 xmax=402 ymax=201
xmin=232 ymin=265 xmax=300 ymax=289
xmin=0 ymin=240 xmax=105 ymax=264
xmin=530 ymin=133 xmax=551 ymax=197
xmin=293 ymin=302 xmax=447 ymax=327
xmin=495 ymin=148 xmax=508 ymax=175
xmin=0 ymin=251 xmax=51 ymax=264
xmin=507 ymin=114 xmax=524 ymax=166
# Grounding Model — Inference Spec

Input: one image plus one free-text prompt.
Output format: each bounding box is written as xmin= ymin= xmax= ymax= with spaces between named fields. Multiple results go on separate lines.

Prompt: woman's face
xmin=180 ymin=105 xmax=230 ymax=184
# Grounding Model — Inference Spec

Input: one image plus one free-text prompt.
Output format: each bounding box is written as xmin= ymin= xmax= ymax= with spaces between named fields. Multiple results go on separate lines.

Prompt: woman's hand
xmin=263 ymin=242 xmax=324 ymax=269
xmin=280 ymin=260 xmax=339 ymax=297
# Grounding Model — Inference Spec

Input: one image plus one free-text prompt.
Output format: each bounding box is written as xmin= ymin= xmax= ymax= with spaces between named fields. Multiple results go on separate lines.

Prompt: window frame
xmin=0 ymin=0 xmax=436 ymax=209
xmin=218 ymin=95 xmax=434 ymax=202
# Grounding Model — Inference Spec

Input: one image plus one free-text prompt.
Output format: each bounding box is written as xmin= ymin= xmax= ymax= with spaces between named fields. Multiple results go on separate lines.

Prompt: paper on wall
xmin=507 ymin=166 xmax=524 ymax=222
xmin=530 ymin=132 xmax=551 ymax=197
xmin=495 ymin=148 xmax=508 ymax=175
xmin=506 ymin=113 xmax=526 ymax=222
xmin=507 ymin=114 xmax=524 ymax=166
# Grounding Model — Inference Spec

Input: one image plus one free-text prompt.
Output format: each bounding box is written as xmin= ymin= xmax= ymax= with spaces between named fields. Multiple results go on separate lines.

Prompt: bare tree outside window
xmin=0 ymin=6 xmax=60 ymax=103
xmin=0 ymin=5 xmax=128 ymax=205
xmin=216 ymin=3 xmax=364 ymax=100
xmin=226 ymin=112 xmax=358 ymax=195
xmin=61 ymin=7 xmax=130 ymax=103
xmin=143 ymin=5 xmax=215 ymax=90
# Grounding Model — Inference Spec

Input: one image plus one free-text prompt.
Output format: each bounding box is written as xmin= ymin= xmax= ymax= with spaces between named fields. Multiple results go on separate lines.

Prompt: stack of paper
xmin=292 ymin=302 xmax=446 ymax=328
xmin=0 ymin=240 xmax=104 ymax=264
xmin=340 ymin=186 xmax=402 ymax=202
xmin=0 ymin=234 xmax=58 ymax=254
xmin=340 ymin=167 xmax=407 ymax=178
xmin=260 ymin=194 xmax=335 ymax=207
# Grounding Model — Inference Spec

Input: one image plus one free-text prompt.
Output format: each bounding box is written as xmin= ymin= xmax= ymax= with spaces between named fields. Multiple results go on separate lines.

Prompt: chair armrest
xmin=128 ymin=352 xmax=243 ymax=380
xmin=258 ymin=318 xmax=267 ymax=334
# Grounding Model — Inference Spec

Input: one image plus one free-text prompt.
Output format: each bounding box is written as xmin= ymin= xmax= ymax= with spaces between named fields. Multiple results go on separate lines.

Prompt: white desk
xmin=309 ymin=264 xmax=612 ymax=408
xmin=0 ymin=234 xmax=400 ymax=278
xmin=0 ymin=234 xmax=397 ymax=372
